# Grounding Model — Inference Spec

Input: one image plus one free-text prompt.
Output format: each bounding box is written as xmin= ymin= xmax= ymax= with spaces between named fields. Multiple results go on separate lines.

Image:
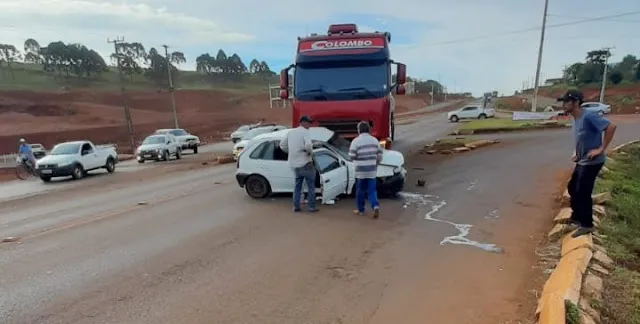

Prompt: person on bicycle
xmin=18 ymin=138 xmax=35 ymax=167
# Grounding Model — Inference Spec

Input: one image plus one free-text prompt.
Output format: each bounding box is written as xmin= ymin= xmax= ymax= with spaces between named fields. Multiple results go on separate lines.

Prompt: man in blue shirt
xmin=18 ymin=138 xmax=35 ymax=167
xmin=558 ymin=90 xmax=617 ymax=237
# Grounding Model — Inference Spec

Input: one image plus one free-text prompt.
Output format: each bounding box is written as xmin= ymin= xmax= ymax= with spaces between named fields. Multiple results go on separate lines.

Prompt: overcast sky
xmin=1 ymin=0 xmax=639 ymax=96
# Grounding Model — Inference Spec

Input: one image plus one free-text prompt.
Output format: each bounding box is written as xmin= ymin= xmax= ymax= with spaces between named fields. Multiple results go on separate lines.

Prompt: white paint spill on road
xmin=399 ymin=192 xmax=503 ymax=254
xmin=485 ymin=210 xmax=500 ymax=219
xmin=467 ymin=180 xmax=477 ymax=191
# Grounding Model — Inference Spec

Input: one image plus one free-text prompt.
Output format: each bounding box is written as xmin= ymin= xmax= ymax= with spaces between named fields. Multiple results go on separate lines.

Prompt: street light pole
xmin=531 ymin=0 xmax=549 ymax=112
xmin=162 ymin=44 xmax=179 ymax=129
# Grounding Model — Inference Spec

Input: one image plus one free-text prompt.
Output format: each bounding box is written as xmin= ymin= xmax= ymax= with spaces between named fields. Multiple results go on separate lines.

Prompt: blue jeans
xmin=356 ymin=178 xmax=379 ymax=213
xmin=293 ymin=162 xmax=316 ymax=211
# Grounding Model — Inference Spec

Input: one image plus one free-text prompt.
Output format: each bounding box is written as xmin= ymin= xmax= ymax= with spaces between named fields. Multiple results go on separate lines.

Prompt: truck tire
xmin=105 ymin=157 xmax=116 ymax=173
xmin=71 ymin=165 xmax=84 ymax=180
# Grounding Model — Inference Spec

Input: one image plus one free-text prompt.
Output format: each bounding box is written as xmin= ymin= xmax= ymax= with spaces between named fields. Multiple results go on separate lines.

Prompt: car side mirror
xmin=340 ymin=160 xmax=346 ymax=166
xmin=167 ymin=141 xmax=170 ymax=144
xmin=81 ymin=150 xmax=89 ymax=155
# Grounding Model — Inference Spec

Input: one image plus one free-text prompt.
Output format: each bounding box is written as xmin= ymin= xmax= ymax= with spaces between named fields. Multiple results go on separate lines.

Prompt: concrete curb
xmin=535 ymin=140 xmax=640 ymax=323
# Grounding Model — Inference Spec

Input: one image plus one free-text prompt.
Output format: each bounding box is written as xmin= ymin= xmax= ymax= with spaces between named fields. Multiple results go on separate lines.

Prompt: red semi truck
xmin=278 ymin=23 xmax=407 ymax=149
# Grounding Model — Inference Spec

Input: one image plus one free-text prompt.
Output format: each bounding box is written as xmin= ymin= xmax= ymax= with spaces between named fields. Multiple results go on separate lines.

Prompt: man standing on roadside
xmin=559 ymin=89 xmax=617 ymax=237
xmin=349 ymin=121 xmax=383 ymax=219
xmin=280 ymin=116 xmax=318 ymax=213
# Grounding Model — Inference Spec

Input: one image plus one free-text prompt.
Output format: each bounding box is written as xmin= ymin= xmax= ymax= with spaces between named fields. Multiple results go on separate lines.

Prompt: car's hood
xmin=36 ymin=154 xmax=76 ymax=166
xmin=379 ymin=149 xmax=404 ymax=167
xmin=231 ymin=131 xmax=246 ymax=138
xmin=137 ymin=144 xmax=164 ymax=151
xmin=175 ymin=135 xmax=199 ymax=141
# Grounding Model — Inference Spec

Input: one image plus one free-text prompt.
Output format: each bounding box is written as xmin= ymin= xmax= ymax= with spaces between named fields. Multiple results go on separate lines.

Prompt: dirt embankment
xmin=0 ymin=90 xmax=291 ymax=153
xmin=0 ymin=90 xmax=435 ymax=154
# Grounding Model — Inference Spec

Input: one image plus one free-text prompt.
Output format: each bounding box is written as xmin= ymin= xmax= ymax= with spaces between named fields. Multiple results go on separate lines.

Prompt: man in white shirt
xmin=280 ymin=116 xmax=319 ymax=213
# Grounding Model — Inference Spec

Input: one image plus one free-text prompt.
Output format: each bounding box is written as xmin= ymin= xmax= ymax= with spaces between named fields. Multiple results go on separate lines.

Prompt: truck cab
xmin=279 ymin=23 xmax=407 ymax=149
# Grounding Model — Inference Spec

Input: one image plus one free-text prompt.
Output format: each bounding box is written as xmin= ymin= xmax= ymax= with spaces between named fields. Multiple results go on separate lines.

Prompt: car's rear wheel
xmin=138 ymin=159 xmax=145 ymax=164
xmin=478 ymin=114 xmax=487 ymax=119
xmin=245 ymin=175 xmax=271 ymax=199
xmin=105 ymin=158 xmax=115 ymax=173
xmin=449 ymin=115 xmax=459 ymax=123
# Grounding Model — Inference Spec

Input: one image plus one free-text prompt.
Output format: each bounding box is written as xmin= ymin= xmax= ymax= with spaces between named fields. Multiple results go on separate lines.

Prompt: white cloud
xmin=1 ymin=0 xmax=639 ymax=95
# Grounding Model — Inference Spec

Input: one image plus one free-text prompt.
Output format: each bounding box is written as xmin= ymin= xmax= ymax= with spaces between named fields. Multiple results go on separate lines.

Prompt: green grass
xmin=594 ymin=143 xmax=640 ymax=324
xmin=0 ymin=62 xmax=276 ymax=93
xmin=457 ymin=118 xmax=567 ymax=132
xmin=565 ymin=300 xmax=580 ymax=324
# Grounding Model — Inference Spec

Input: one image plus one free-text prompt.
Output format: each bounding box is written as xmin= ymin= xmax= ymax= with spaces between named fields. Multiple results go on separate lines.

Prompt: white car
xmin=35 ymin=140 xmax=118 ymax=182
xmin=30 ymin=143 xmax=46 ymax=159
xmin=154 ymin=128 xmax=200 ymax=154
xmin=136 ymin=134 xmax=181 ymax=163
xmin=581 ymin=102 xmax=611 ymax=115
xmin=233 ymin=124 xmax=288 ymax=160
xmin=235 ymin=127 xmax=407 ymax=203
xmin=230 ymin=125 xmax=252 ymax=143
xmin=447 ymin=105 xmax=495 ymax=122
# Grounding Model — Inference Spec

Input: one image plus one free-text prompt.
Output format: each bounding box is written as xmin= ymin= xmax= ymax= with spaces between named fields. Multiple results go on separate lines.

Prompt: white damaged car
xmin=235 ymin=127 xmax=406 ymax=203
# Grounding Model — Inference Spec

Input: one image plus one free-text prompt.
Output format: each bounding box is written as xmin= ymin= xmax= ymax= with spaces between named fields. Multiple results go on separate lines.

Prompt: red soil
xmin=0 ymin=90 xmax=429 ymax=154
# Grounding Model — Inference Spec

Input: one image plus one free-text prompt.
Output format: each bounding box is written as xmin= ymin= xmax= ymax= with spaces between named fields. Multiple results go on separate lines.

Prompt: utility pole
xmin=531 ymin=0 xmax=549 ymax=112
xmin=162 ymin=44 xmax=179 ymax=128
xmin=599 ymin=47 xmax=614 ymax=103
xmin=430 ymin=82 xmax=435 ymax=105
xmin=108 ymin=37 xmax=135 ymax=154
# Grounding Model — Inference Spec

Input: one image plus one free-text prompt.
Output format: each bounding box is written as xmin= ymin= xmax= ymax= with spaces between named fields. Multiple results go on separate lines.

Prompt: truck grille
xmin=317 ymin=119 xmax=372 ymax=135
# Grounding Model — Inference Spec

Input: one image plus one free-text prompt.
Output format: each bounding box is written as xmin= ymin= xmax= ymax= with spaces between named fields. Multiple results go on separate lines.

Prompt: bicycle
xmin=16 ymin=160 xmax=37 ymax=180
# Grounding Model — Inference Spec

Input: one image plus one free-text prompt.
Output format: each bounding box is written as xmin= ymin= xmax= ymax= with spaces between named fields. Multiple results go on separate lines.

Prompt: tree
xmin=563 ymin=63 xmax=583 ymax=84
xmin=0 ymin=44 xmax=20 ymax=79
xmin=23 ymin=38 xmax=41 ymax=64
xmin=111 ymin=42 xmax=146 ymax=81
xmin=145 ymin=47 xmax=178 ymax=86
xmin=609 ymin=70 xmax=623 ymax=85
xmin=170 ymin=51 xmax=186 ymax=66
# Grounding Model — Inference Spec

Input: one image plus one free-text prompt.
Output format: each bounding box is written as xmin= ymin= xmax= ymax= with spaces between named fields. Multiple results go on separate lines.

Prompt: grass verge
xmin=592 ymin=142 xmax=640 ymax=324
xmin=456 ymin=118 xmax=569 ymax=134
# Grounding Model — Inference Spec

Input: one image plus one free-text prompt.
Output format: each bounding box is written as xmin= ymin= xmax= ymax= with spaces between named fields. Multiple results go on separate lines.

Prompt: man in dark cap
xmin=280 ymin=116 xmax=319 ymax=213
xmin=558 ymin=89 xmax=617 ymax=237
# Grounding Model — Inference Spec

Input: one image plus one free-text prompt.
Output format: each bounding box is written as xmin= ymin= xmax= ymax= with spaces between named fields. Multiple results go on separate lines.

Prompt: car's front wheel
xmin=449 ymin=115 xmax=459 ymax=122
xmin=71 ymin=165 xmax=84 ymax=180
xmin=193 ymin=145 xmax=199 ymax=154
xmin=245 ymin=175 xmax=271 ymax=198
xmin=105 ymin=158 xmax=115 ymax=173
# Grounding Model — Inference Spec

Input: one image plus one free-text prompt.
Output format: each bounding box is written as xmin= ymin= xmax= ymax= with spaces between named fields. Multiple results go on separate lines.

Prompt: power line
xmin=547 ymin=13 xmax=640 ymax=23
xmin=422 ymin=10 xmax=640 ymax=47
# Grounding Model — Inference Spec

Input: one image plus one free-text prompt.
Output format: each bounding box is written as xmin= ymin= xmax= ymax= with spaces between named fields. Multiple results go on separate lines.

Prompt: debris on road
xmin=2 ymin=236 xmax=19 ymax=243
xmin=418 ymin=137 xmax=500 ymax=155
xmin=416 ymin=179 xmax=426 ymax=187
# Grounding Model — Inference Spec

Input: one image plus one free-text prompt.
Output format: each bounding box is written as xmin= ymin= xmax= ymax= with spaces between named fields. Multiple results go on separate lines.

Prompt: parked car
xmin=136 ymin=134 xmax=181 ymax=163
xmin=447 ymin=105 xmax=495 ymax=122
xmin=232 ymin=124 xmax=288 ymax=160
xmin=35 ymin=140 xmax=118 ymax=182
xmin=581 ymin=102 xmax=611 ymax=115
xmin=154 ymin=128 xmax=200 ymax=153
xmin=30 ymin=143 xmax=46 ymax=159
xmin=235 ymin=127 xmax=407 ymax=202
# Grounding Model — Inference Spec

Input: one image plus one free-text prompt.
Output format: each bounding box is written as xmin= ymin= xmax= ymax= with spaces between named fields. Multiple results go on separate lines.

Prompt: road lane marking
xmin=400 ymin=192 xmax=503 ymax=253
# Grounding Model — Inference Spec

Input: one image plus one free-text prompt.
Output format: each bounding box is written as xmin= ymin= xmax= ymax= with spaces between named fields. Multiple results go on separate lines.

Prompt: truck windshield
xmin=294 ymin=62 xmax=388 ymax=101
xmin=50 ymin=143 xmax=81 ymax=155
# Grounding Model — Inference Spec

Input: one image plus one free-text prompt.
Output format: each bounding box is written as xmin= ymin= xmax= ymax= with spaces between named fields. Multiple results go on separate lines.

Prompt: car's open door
xmin=313 ymin=149 xmax=348 ymax=204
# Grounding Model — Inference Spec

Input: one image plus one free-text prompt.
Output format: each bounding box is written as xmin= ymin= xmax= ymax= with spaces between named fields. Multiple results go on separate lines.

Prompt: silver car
xmin=581 ymin=102 xmax=611 ymax=115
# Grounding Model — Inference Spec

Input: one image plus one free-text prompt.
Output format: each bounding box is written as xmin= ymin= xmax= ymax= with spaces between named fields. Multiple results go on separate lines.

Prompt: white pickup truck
xmin=35 ymin=140 xmax=118 ymax=182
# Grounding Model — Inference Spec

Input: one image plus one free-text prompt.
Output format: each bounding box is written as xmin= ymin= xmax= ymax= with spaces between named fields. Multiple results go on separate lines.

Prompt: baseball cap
xmin=299 ymin=115 xmax=313 ymax=123
xmin=557 ymin=89 xmax=584 ymax=102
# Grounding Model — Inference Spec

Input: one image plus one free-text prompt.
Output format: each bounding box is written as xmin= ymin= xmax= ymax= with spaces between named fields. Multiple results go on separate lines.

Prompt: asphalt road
xmin=2 ymin=106 xmax=637 ymax=323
